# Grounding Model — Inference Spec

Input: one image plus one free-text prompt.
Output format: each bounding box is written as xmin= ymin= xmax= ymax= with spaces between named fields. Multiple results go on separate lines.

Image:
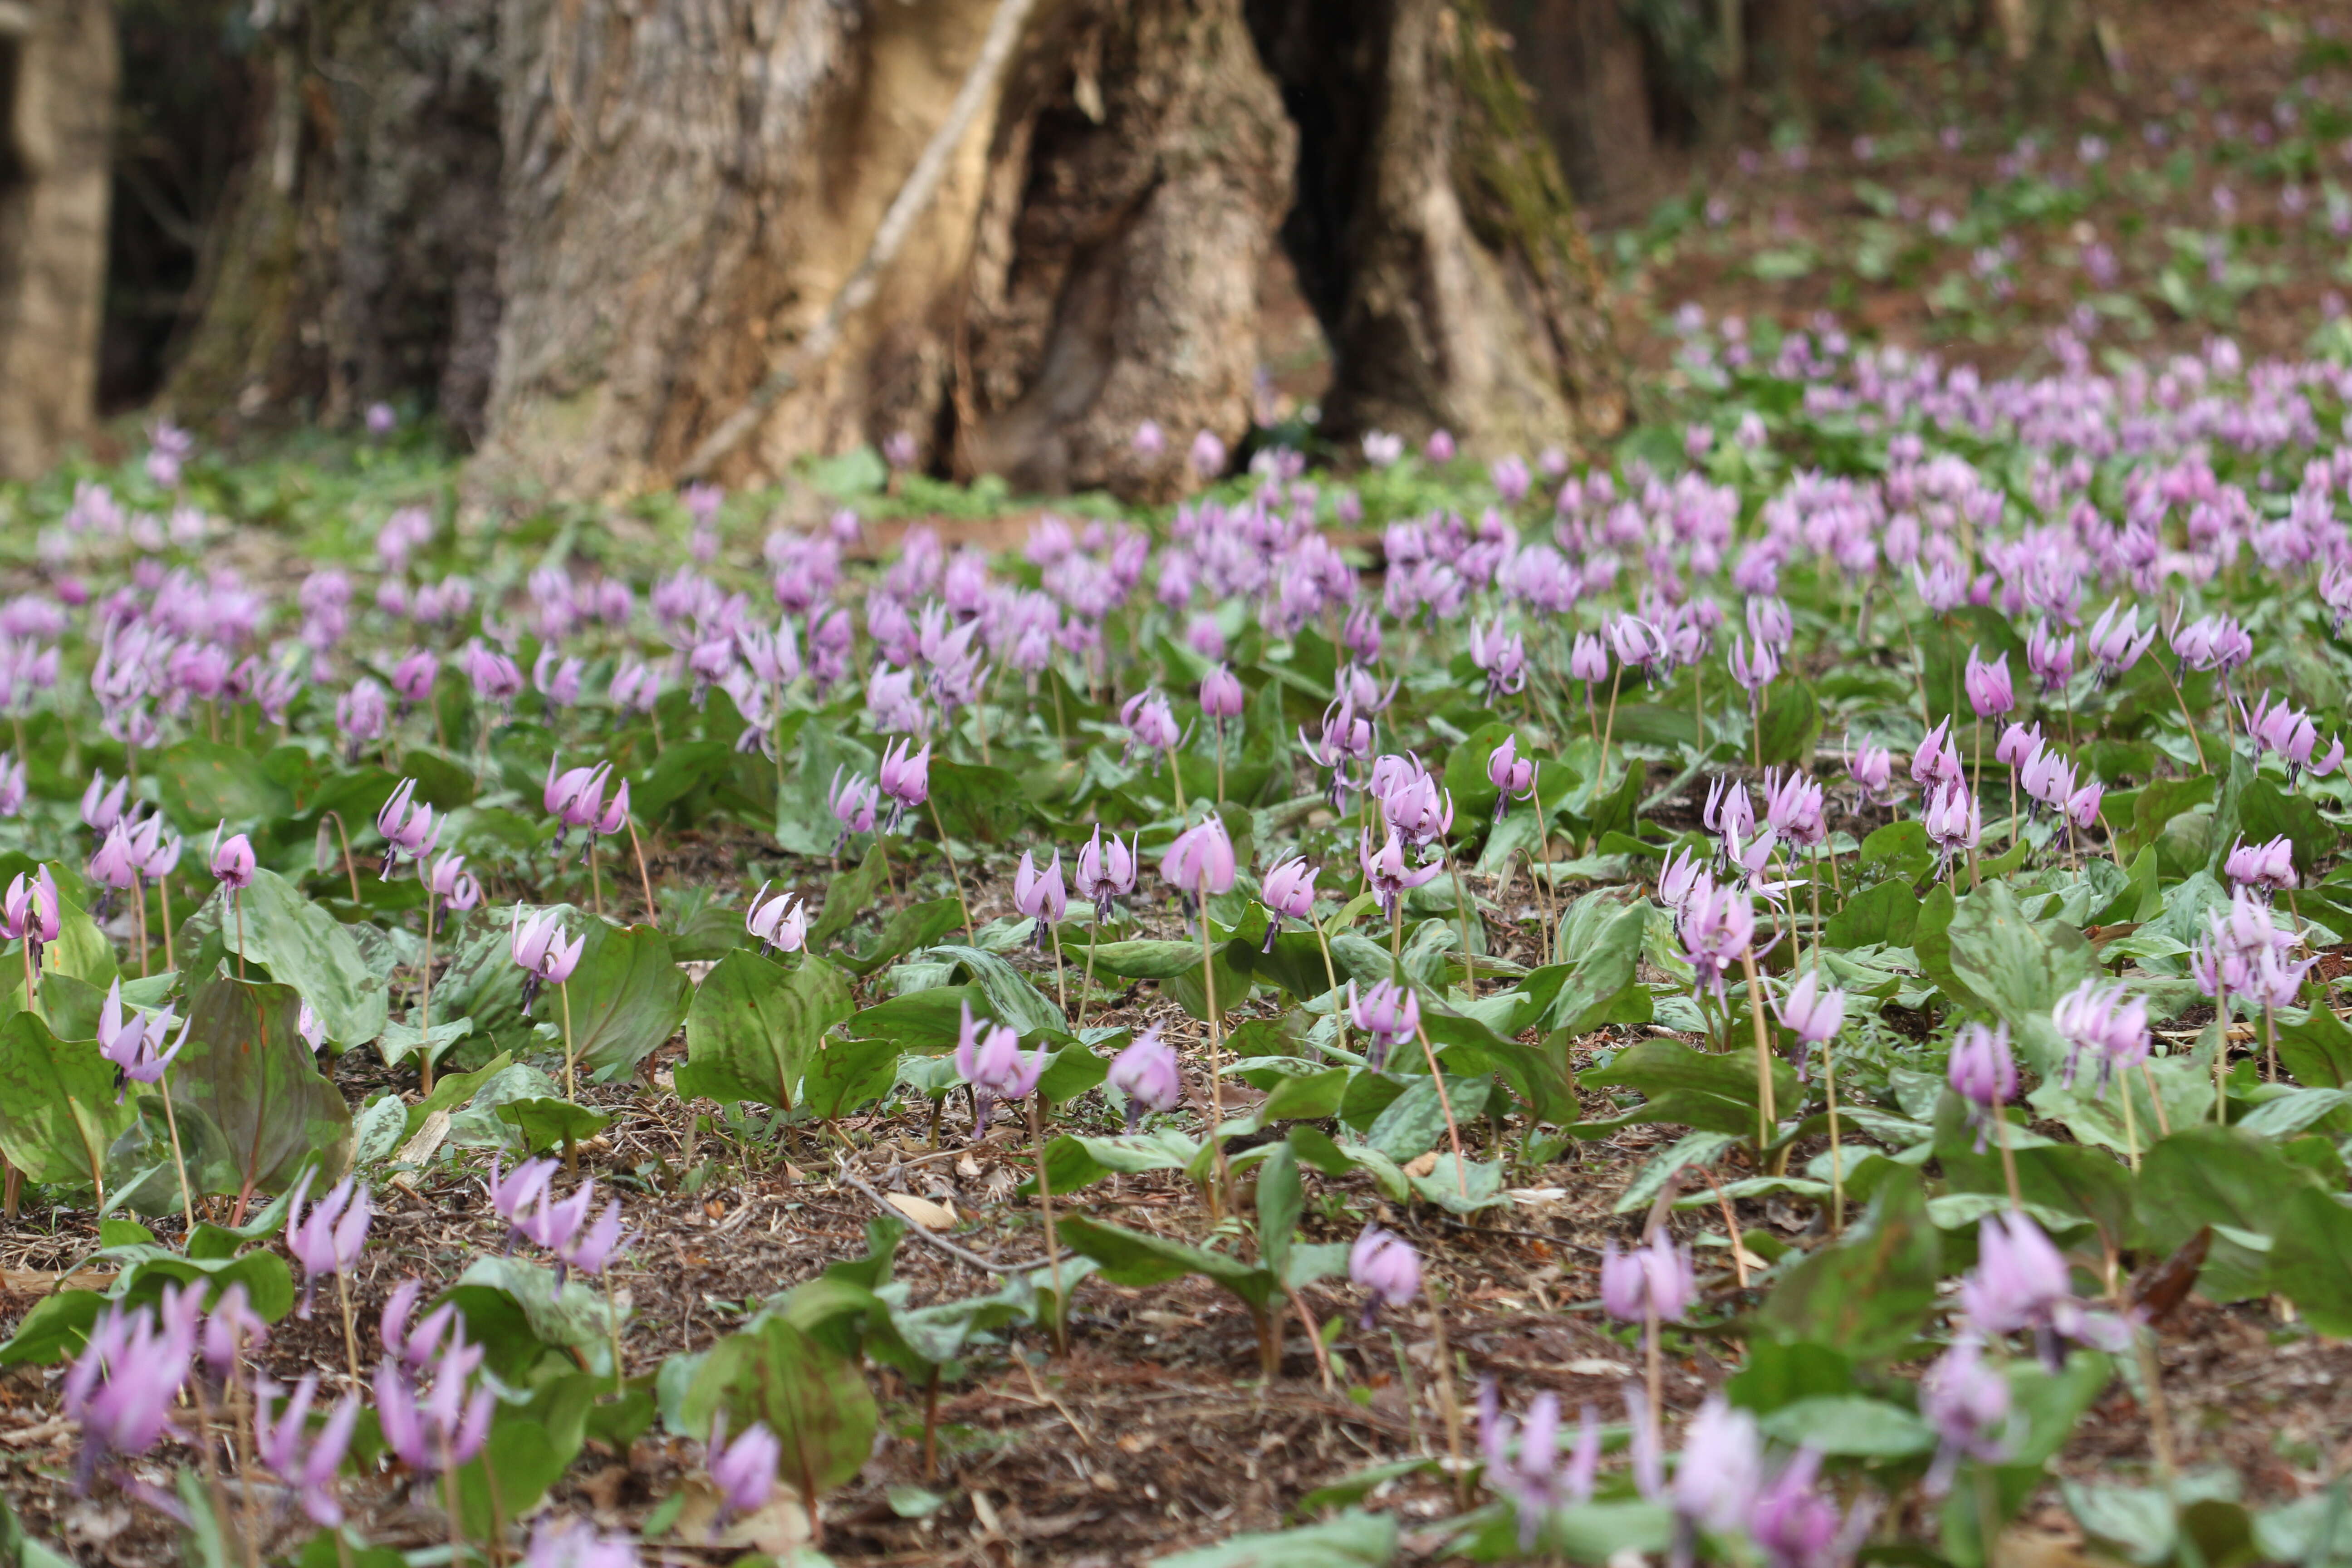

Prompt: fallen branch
xmin=833 ymin=1157 xmax=1069 ymax=1276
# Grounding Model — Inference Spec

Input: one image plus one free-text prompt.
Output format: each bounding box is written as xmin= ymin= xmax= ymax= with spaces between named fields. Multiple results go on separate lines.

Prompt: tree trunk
xmin=158 ymin=0 xmax=1621 ymax=493
xmin=1495 ymin=0 xmax=1656 ymax=211
xmin=1250 ymin=0 xmax=1625 ymax=458
xmin=163 ymin=0 xmax=503 ymax=441
xmin=0 ymin=0 xmax=114 ymax=477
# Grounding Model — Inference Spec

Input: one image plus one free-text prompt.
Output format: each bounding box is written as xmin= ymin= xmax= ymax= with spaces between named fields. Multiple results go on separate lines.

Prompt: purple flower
xmin=1677 ymin=879 xmax=1754 ymax=998
xmin=1921 ymin=783 xmax=1980 ymax=868
xmin=1672 ymin=1397 xmax=1763 ymax=1536
xmin=556 ymin=1198 xmax=630 ymax=1279
xmin=376 ymin=1359 xmax=494 ymax=1475
xmin=1347 ymin=978 xmax=1420 ymax=1070
xmin=1107 ymin=1025 xmax=1180 ymax=1130
xmin=1848 ymin=740 xmax=1893 ymax=803
xmin=1467 ymin=617 xmax=1526 ymax=701
xmin=1959 ymin=1212 xmax=2132 ymax=1363
xmin=1014 ymin=849 xmax=1068 ymax=941
xmin=1598 ymin=1230 xmax=1695 ymax=1323
xmin=487 ymin=1156 xmax=559 ymax=1250
xmin=1911 ymin=718 xmax=1965 ymax=791
xmin=1356 ymin=827 xmax=1441 ymax=927
xmin=97 ymin=978 xmax=187 ymax=1100
xmin=377 ymin=777 xmax=442 ymax=873
xmin=462 ymin=642 xmax=524 ymax=706
xmin=542 ymin=757 xmax=612 ymax=844
xmin=392 ymin=649 xmax=439 ymax=705
xmin=0 ymin=866 xmax=59 ymax=962
xmin=954 ymin=1000 xmax=1047 ymax=1131
xmin=877 ymin=738 xmax=931 ymax=831
xmin=1921 ymin=1337 xmax=2013 ymax=1493
xmin=82 ymin=771 xmax=128 ymax=832
xmin=426 ymin=851 xmax=481 ymax=911
xmin=64 ymin=1299 xmax=193 ymax=1485
xmin=380 ymin=1278 xmax=459 ymax=1371
xmin=1727 ymin=635 xmax=1779 ymax=696
xmin=285 ymin=1169 xmax=371 ymax=1318
xmin=1189 ymin=429 xmax=1228 ymax=479
xmin=2052 ymin=979 xmax=2150 ymax=1094
xmin=1963 ymin=646 xmax=2014 ymax=717
xmin=1075 ymin=826 xmax=1137 ymax=916
xmin=512 ymin=908 xmax=586 ymax=1014
xmin=88 ymin=823 xmax=139 ymax=893
xmin=827 ymin=767 xmax=878 ymax=849
xmin=256 ymin=1374 xmax=362 ymax=1526
xmin=1161 ymin=816 xmax=1238 ymax=898
xmin=1199 ymin=664 xmax=1245 ymax=722
xmin=521 ymin=1517 xmax=640 ymax=1568
xmin=744 ymin=883 xmax=807 ymax=955
xmin=1258 ymin=856 xmax=1318 ymax=949
xmin=1568 ymin=633 xmax=1607 ymax=683
xmin=1947 ymin=1022 xmax=2015 ymax=1152
xmin=1348 ymin=1224 xmax=1420 ymax=1325
xmin=335 ymin=679 xmax=389 ymax=753
xmin=208 ymin=827 xmax=257 ymax=891
xmin=1424 ymin=429 xmax=1457 ymax=463
xmin=2086 ymin=602 xmax=2156 ymax=682
xmin=1132 ymin=420 xmax=1166 ymax=459
xmin=1748 ymin=1448 xmax=1843 ymax=1568
xmin=709 ymin=1416 xmax=781 ymax=1522
xmin=1479 ymin=1384 xmax=1598 ymax=1548
xmin=1994 ymin=721 xmax=2043 ymax=769
xmin=1486 ymin=735 xmax=1536 ymax=821
xmin=1772 ymin=970 xmax=1846 ymax=1078
xmin=2225 ymin=834 xmax=2298 ymax=895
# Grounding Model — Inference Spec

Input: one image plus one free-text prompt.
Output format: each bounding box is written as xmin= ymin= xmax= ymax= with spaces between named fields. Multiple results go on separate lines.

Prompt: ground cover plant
xmin=5 ymin=321 xmax=2352 ymax=1568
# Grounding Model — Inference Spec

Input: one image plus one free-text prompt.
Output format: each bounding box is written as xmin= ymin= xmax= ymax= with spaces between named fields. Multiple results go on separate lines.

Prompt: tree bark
xmin=0 ymin=0 xmax=115 ymax=477
xmin=156 ymin=0 xmax=1622 ymax=493
xmin=1250 ymin=0 xmax=1625 ymax=458
xmin=1495 ymin=0 xmax=1655 ymax=210
xmin=163 ymin=0 xmax=503 ymax=440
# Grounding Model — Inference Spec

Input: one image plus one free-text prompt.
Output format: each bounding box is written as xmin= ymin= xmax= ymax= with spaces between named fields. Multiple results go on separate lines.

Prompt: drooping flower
xmin=1346 ymin=978 xmax=1420 ymax=1070
xmin=1348 ymin=1224 xmax=1420 ymax=1326
xmin=208 ymin=827 xmax=257 ymax=891
xmin=255 ymin=1374 xmax=362 ymax=1526
xmin=1013 ymin=849 xmax=1068 ymax=946
xmin=1075 ymin=826 xmax=1137 ymax=916
xmin=285 ymin=1169 xmax=371 ymax=1319
xmin=1947 ymin=1021 xmax=2016 ymax=1152
xmin=1597 ymin=1230 xmax=1695 ymax=1324
xmin=1963 ymin=646 xmax=2014 ymax=717
xmin=953 ymin=1000 xmax=1047 ymax=1132
xmin=744 ymin=884 xmax=807 ymax=956
xmin=1257 ymin=857 xmax=1318 ymax=950
xmin=97 ymin=978 xmax=187 ymax=1100
xmin=1161 ymin=816 xmax=1238 ymax=899
xmin=1478 ymin=1383 xmax=1599 ymax=1548
xmin=708 ymin=1416 xmax=781 ymax=1524
xmin=1486 ymin=735 xmax=1537 ymax=821
xmin=1107 ymin=1025 xmax=1181 ymax=1131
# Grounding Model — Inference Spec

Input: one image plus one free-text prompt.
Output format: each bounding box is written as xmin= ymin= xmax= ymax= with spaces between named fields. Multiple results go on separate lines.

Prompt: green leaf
xmin=0 ymin=1012 xmax=136 ymax=1188
xmin=1756 ymin=1166 xmax=1941 ymax=1363
xmin=445 ymin=1256 xmax=621 ymax=1367
xmin=495 ymin=1097 xmax=613 ymax=1155
xmin=2140 ymin=1125 xmax=2324 ymax=1302
xmin=1542 ymin=898 xmax=1651 ymax=1035
xmin=1581 ymin=1037 xmax=1794 ymax=1142
xmin=2272 ymin=1187 xmax=2352 ymax=1336
xmin=216 ymin=869 xmax=390 ymax=1049
xmin=798 ymin=1034 xmax=902 ymax=1119
xmin=562 ymin=920 xmax=691 ymax=1081
xmin=1148 ymin=1509 xmax=1398 ymax=1567
xmin=1824 ymin=877 xmax=1921 ymax=947
xmin=927 ymin=760 xmax=1035 ymax=844
xmin=838 ymin=898 xmax=965 ymax=977
xmin=1756 ymin=1395 xmax=1935 ymax=1457
xmin=2234 ymin=777 xmax=2334 ymax=882
xmin=175 ymin=976 xmax=354 ymax=1197
xmin=454 ymin=1372 xmax=597 ymax=1538
xmin=683 ymin=1315 xmax=878 ymax=1501
xmin=1056 ymin=1214 xmax=1278 ymax=1312
xmin=808 ymin=841 xmax=888 ymax=950
xmin=1257 ymin=1139 xmax=1303 ymax=1280
xmin=1756 ymin=680 xmax=1822 ymax=766
xmin=1944 ymin=881 xmax=2097 ymax=1074
xmin=0 ymin=1289 xmax=105 ymax=1365
xmin=681 ymin=951 xmax=855 ymax=1110
xmin=2275 ymin=1001 xmax=2352 ymax=1090
xmin=152 ymin=740 xmax=295 ymax=840
xmin=928 ymin=946 xmax=1064 ymax=1035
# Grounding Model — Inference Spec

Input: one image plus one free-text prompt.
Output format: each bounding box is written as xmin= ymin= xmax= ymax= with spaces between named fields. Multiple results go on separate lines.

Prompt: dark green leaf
xmin=1756 ymin=1167 xmax=1941 ymax=1363
xmin=0 ymin=1012 xmax=137 ymax=1188
xmin=562 ymin=921 xmax=691 ymax=1081
xmin=680 ymin=951 xmax=855 ymax=1110
xmin=175 ymin=976 xmax=353 ymax=1197
xmin=682 ymin=1315 xmax=879 ymax=1500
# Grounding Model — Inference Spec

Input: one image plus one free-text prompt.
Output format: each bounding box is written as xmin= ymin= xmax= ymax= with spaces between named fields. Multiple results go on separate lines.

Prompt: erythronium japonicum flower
xmin=98 ymin=976 xmax=194 ymax=1225
xmin=1601 ymin=1227 xmax=1695 ymax=1451
xmin=708 ymin=1416 xmax=782 ymax=1530
xmin=951 ymin=999 xmax=1064 ymax=1333
xmin=512 ymin=906 xmax=587 ymax=1097
xmin=1346 ymin=977 xmax=1419 ymax=1071
xmin=1479 ymin=1382 xmax=1599 ymax=1548
xmin=1485 ymin=734 xmax=1537 ymax=822
xmin=285 ymin=1167 xmax=372 ymax=1381
xmin=744 ymin=882 xmax=807 ymax=956
xmin=64 ymin=1296 xmax=194 ymax=1491
xmin=255 ymin=1374 xmax=363 ymax=1526
xmin=1107 ymin=1024 xmax=1180 ymax=1131
xmin=1257 ymin=855 xmax=1318 ymax=951
xmin=1959 ymin=1211 xmax=2132 ymax=1367
xmin=1774 ymin=966 xmax=1852 ymax=1226
xmin=1348 ymin=1224 xmax=1420 ymax=1327
xmin=1199 ymin=663 xmax=1244 ymax=803
xmin=1014 ymin=847 xmax=1070 ymax=1013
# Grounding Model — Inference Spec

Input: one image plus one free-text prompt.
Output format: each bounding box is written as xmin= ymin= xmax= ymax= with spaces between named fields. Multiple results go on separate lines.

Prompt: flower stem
xmin=1411 ymin=1022 xmax=1469 ymax=1197
xmin=1198 ymin=898 xmax=1231 ymax=1221
xmin=334 ymin=1269 xmax=362 ymax=1387
xmin=160 ymin=1065 xmax=194 ymax=1233
xmin=1740 ymin=948 xmax=1776 ymax=1153
xmin=560 ymin=979 xmax=577 ymax=1114
xmin=926 ymin=799 xmax=975 ymax=942
xmin=420 ymin=892 xmax=438 ymax=1095
xmin=1027 ymin=1098 xmax=1067 ymax=1354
